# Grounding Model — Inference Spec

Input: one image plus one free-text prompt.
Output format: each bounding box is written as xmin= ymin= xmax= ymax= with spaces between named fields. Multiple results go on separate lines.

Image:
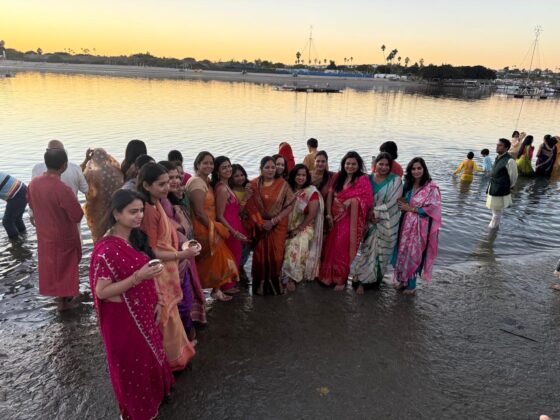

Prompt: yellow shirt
xmin=454 ymin=159 xmax=482 ymax=182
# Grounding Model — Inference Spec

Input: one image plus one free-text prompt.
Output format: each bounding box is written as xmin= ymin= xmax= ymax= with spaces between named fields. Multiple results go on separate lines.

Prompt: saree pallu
xmin=246 ymin=177 xmax=294 ymax=295
xmin=282 ymin=186 xmax=324 ymax=283
xmin=551 ymin=145 xmax=560 ymax=180
xmin=187 ymin=178 xmax=239 ymax=289
xmin=392 ymin=181 xmax=442 ymax=285
xmin=352 ymin=174 xmax=403 ymax=285
xmin=516 ymin=147 xmax=534 ymax=176
xmin=142 ymin=202 xmax=195 ymax=371
xmin=160 ymin=197 xmax=207 ymax=332
xmin=319 ymin=174 xmax=373 ymax=286
xmin=312 ymin=171 xmax=335 ymax=202
xmin=83 ymin=148 xmax=124 ymax=242
xmin=89 ymin=236 xmax=174 ymax=420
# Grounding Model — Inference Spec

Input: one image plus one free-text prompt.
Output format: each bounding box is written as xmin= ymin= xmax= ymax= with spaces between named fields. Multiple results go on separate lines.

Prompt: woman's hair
xmin=137 ymin=162 xmax=168 ymax=202
xmin=404 ymin=157 xmax=432 ymax=192
xmin=158 ymin=160 xmax=178 ymax=172
xmin=272 ymin=153 xmax=289 ymax=179
xmin=229 ymin=164 xmax=249 ymax=189
xmin=334 ymin=151 xmax=365 ymax=192
xmin=260 ymin=155 xmax=275 ymax=171
xmin=379 ymin=141 xmax=398 ymax=160
xmin=122 ymin=139 xmax=147 ymax=175
xmin=135 ymin=154 xmax=154 ymax=170
xmin=517 ymin=135 xmax=534 ymax=159
xmin=314 ymin=150 xmax=332 ymax=190
xmin=512 ymin=130 xmax=520 ymax=138
xmin=211 ymin=156 xmax=231 ymax=186
xmin=108 ymin=189 xmax=155 ymax=259
xmin=168 ymin=150 xmax=183 ymax=163
xmin=193 ymin=151 xmax=214 ymax=171
xmin=544 ymin=134 xmax=557 ymax=148
xmin=373 ymin=152 xmax=393 ymax=170
xmin=288 ymin=164 xmax=311 ymax=190
xmin=467 ymin=152 xmax=474 ymax=159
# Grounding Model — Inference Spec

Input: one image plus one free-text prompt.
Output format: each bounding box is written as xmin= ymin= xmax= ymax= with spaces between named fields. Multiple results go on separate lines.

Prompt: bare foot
xmin=393 ymin=283 xmax=406 ymax=291
xmin=551 ymin=284 xmax=560 ymax=291
xmin=334 ymin=285 xmax=345 ymax=292
xmin=287 ymin=281 xmax=296 ymax=292
xmin=212 ymin=290 xmax=232 ymax=301
xmin=356 ymin=285 xmax=364 ymax=295
xmin=224 ymin=286 xmax=240 ymax=295
xmin=402 ymin=289 xmax=416 ymax=296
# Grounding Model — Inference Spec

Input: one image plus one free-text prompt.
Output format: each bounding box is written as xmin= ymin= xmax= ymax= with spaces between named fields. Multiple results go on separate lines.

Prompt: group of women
xmin=84 ymin=139 xmax=442 ymax=419
xmin=511 ymin=132 xmax=560 ymax=178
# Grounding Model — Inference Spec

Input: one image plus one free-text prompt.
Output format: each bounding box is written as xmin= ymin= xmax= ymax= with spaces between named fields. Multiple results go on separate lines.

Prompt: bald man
xmin=32 ymin=140 xmax=89 ymax=195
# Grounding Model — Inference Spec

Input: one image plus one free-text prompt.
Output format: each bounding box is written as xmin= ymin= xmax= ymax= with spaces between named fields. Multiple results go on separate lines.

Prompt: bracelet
xmin=156 ymin=301 xmax=164 ymax=307
xmin=131 ymin=272 xmax=140 ymax=285
xmin=174 ymin=251 xmax=178 ymax=260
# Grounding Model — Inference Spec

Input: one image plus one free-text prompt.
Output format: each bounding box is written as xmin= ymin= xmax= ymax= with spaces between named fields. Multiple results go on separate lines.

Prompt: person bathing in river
xmin=453 ymin=151 xmax=483 ymax=182
xmin=480 ymin=149 xmax=493 ymax=176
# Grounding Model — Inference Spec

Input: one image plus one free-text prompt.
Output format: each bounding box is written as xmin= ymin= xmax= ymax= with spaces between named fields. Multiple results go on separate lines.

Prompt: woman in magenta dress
xmin=89 ymin=189 xmax=174 ymax=420
xmin=213 ymin=156 xmax=249 ymax=272
xmin=319 ymin=151 xmax=373 ymax=291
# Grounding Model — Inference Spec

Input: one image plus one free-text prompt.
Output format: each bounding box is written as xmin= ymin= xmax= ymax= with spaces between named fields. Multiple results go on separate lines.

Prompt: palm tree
xmin=324 ymin=58 xmax=327 ymax=65
xmin=404 ymin=57 xmax=410 ymax=67
xmin=344 ymin=57 xmax=347 ymax=65
xmin=419 ymin=58 xmax=424 ymax=67
xmin=296 ymin=51 xmax=301 ymax=64
xmin=350 ymin=56 xmax=354 ymax=66
xmin=397 ymin=56 xmax=401 ymax=66
xmin=381 ymin=44 xmax=386 ymax=61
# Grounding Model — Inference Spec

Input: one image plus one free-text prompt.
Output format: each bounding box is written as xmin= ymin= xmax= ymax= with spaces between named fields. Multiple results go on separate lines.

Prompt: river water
xmin=0 ymin=72 xmax=559 ymax=418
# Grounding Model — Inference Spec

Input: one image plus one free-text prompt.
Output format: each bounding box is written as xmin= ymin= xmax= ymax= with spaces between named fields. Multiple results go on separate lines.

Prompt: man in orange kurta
xmin=27 ymin=148 xmax=84 ymax=310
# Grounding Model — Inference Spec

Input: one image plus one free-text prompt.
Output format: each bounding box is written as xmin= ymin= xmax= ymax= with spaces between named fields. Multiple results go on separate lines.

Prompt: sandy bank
xmin=0 ymin=60 xmax=424 ymax=90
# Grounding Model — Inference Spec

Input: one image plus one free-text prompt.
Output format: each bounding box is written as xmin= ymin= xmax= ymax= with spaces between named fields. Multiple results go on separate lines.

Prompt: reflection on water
xmin=0 ymin=72 xmax=559 ymax=289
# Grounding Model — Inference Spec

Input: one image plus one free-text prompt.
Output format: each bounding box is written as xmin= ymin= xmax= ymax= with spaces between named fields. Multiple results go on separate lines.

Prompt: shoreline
xmin=0 ymin=60 xmax=425 ymax=90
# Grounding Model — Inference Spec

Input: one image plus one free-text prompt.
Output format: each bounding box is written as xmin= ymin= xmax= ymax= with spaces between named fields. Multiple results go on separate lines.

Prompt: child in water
xmin=453 ymin=151 xmax=483 ymax=182
xmin=480 ymin=149 xmax=493 ymax=176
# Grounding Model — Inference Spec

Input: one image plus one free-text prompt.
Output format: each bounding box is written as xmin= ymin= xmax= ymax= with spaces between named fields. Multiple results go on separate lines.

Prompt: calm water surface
xmin=1 ymin=72 xmax=560 ymax=419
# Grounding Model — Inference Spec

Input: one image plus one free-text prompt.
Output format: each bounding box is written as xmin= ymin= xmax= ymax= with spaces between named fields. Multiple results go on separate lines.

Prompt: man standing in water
xmin=486 ymin=138 xmax=518 ymax=229
xmin=303 ymin=138 xmax=318 ymax=171
xmin=27 ymin=148 xmax=84 ymax=311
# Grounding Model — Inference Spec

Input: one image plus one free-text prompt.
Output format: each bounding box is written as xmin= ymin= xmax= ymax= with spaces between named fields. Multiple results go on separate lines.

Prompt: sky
xmin=2 ymin=0 xmax=559 ymax=69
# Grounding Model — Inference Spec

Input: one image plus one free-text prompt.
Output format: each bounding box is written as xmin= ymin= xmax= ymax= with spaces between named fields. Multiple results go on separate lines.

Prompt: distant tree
xmin=380 ymin=44 xmax=386 ymax=61
xmin=37 ymin=47 xmax=43 ymax=56
xmin=397 ymin=56 xmax=401 ymax=65
xmin=350 ymin=56 xmax=354 ymax=66
xmin=419 ymin=58 xmax=424 ymax=67
xmin=327 ymin=60 xmax=337 ymax=70
xmin=324 ymin=58 xmax=327 ymax=65
xmin=296 ymin=51 xmax=301 ymax=64
xmin=404 ymin=57 xmax=410 ymax=67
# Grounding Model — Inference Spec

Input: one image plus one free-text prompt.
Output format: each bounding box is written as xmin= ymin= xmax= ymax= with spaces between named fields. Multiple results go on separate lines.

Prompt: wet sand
xmin=1 ymin=248 xmax=558 ymax=419
xmin=0 ymin=60 xmax=423 ymax=90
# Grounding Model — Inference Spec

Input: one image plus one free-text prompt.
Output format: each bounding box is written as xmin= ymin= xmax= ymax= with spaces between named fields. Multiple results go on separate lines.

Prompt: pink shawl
xmin=393 ymin=181 xmax=442 ymax=283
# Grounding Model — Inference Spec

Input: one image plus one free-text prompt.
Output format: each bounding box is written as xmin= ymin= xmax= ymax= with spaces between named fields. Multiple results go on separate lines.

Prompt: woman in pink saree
xmin=392 ymin=157 xmax=442 ymax=295
xmin=90 ymin=189 xmax=174 ymax=420
xmin=319 ymin=151 xmax=373 ymax=291
xmin=213 ymin=156 xmax=249 ymax=270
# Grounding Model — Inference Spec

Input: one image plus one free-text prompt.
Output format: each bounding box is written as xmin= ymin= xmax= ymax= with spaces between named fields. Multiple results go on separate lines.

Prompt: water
xmin=1 ymin=72 xmax=559 ymax=418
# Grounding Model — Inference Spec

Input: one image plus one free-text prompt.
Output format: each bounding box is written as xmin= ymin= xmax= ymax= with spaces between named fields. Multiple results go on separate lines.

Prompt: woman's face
xmin=275 ymin=158 xmax=286 ymax=176
xmin=411 ymin=162 xmax=424 ymax=180
xmin=115 ymin=199 xmax=144 ymax=229
xmin=144 ymin=173 xmax=170 ymax=199
xmin=295 ymin=168 xmax=307 ymax=188
xmin=375 ymin=158 xmax=390 ymax=176
xmin=315 ymin=155 xmax=328 ymax=172
xmin=232 ymin=169 xmax=246 ymax=187
xmin=218 ymin=160 xmax=232 ymax=180
xmin=344 ymin=158 xmax=359 ymax=175
xmin=197 ymin=155 xmax=214 ymax=176
xmin=168 ymin=169 xmax=181 ymax=193
xmin=262 ymin=160 xmax=276 ymax=180
xmin=175 ymin=164 xmax=185 ymax=178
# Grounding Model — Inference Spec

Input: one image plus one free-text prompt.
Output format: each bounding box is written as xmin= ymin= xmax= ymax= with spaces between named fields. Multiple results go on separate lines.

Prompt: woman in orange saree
xmin=186 ymin=152 xmax=240 ymax=302
xmin=279 ymin=142 xmax=296 ymax=172
xmin=319 ymin=151 xmax=373 ymax=291
xmin=138 ymin=163 xmax=196 ymax=371
xmin=246 ymin=156 xmax=295 ymax=295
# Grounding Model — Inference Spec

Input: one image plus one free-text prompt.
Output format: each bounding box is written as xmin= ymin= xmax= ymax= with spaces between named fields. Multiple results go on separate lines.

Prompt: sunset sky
xmin=2 ymin=0 xmax=559 ymax=69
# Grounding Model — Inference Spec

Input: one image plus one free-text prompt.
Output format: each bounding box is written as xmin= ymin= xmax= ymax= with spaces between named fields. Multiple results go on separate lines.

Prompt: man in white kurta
xmin=486 ymin=138 xmax=518 ymax=229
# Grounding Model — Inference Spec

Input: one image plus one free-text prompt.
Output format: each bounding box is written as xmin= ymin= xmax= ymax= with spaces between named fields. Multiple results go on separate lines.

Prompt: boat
xmin=273 ymin=84 xmax=342 ymax=93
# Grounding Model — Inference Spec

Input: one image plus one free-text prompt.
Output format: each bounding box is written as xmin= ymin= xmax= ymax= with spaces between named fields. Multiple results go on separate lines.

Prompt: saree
xmin=392 ymin=181 xmax=442 ymax=285
xmin=216 ymin=182 xmax=248 ymax=268
xmin=279 ymin=143 xmax=296 ymax=172
xmin=536 ymin=143 xmax=557 ymax=177
xmin=141 ymin=202 xmax=195 ymax=371
xmin=319 ymin=174 xmax=373 ymax=286
xmin=516 ymin=146 xmax=534 ymax=176
xmin=83 ymin=148 xmax=124 ymax=242
xmin=311 ymin=170 xmax=335 ymax=202
xmin=550 ymin=140 xmax=560 ymax=180
xmin=246 ymin=176 xmax=295 ymax=295
xmin=352 ymin=174 xmax=403 ymax=285
xmin=160 ymin=197 xmax=207 ymax=332
xmin=281 ymin=186 xmax=324 ymax=283
xmin=186 ymin=176 xmax=239 ymax=289
xmin=89 ymin=236 xmax=174 ymax=420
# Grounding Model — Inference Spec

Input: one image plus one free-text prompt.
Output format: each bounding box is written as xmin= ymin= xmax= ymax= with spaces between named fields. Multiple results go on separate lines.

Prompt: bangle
xmin=132 ymin=272 xmax=140 ymax=285
xmin=174 ymin=251 xmax=178 ymax=260
xmin=156 ymin=301 xmax=164 ymax=307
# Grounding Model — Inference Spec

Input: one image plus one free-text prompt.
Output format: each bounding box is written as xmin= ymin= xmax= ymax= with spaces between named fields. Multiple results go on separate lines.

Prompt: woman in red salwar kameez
xmin=90 ymin=189 xmax=174 ymax=420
